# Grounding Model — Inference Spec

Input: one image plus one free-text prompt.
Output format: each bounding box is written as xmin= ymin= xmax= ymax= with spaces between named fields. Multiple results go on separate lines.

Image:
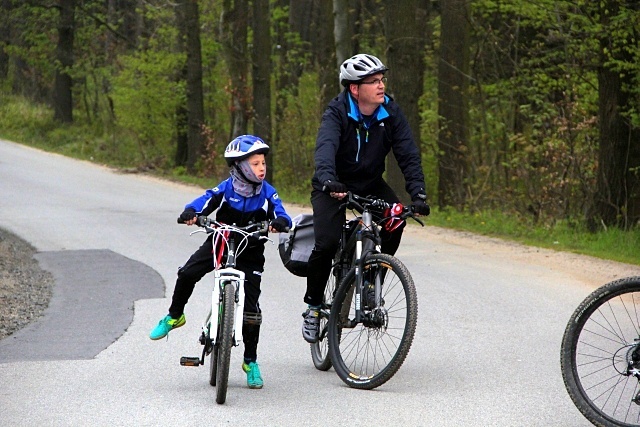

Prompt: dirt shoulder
xmin=422 ymin=225 xmax=640 ymax=286
xmin=0 ymin=228 xmax=53 ymax=340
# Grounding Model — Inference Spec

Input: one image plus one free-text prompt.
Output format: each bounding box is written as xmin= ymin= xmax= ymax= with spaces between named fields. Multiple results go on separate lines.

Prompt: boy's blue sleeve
xmin=185 ymin=182 xmax=225 ymax=216
xmin=267 ymin=185 xmax=292 ymax=227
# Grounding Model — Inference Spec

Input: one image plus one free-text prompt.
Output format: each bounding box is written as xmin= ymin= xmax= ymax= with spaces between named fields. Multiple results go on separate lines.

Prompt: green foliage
xmin=273 ymin=72 xmax=317 ymax=193
xmin=2 ymin=0 xmax=640 ymax=266
xmin=109 ymin=5 xmax=185 ymax=169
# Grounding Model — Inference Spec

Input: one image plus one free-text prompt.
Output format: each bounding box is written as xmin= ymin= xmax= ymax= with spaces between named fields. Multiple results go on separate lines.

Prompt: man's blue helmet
xmin=224 ymin=135 xmax=270 ymax=166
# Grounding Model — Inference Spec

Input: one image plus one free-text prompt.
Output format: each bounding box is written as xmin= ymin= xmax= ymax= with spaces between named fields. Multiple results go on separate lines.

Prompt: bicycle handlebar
xmin=340 ymin=192 xmax=424 ymax=226
xmin=178 ymin=215 xmax=288 ymax=233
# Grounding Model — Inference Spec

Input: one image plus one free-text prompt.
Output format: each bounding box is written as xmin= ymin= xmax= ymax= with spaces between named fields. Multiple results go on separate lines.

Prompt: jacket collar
xmin=346 ymin=91 xmax=390 ymax=123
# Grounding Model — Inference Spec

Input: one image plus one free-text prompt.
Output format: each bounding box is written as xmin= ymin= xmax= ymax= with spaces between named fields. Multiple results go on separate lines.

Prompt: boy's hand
xmin=269 ymin=217 xmax=289 ymax=233
xmin=178 ymin=209 xmax=197 ymax=225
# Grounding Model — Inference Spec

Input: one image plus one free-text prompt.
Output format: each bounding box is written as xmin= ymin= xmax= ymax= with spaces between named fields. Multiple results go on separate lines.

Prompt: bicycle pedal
xmin=180 ymin=356 xmax=201 ymax=367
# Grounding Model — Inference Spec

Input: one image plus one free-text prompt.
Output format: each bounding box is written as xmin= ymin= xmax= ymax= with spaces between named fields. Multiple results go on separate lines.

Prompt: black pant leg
xmin=168 ymin=236 xmax=215 ymax=317
xmin=304 ymin=189 xmax=345 ymax=306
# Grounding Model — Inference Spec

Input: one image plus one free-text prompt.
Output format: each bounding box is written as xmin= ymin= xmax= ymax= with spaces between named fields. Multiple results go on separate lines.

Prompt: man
xmin=301 ymin=53 xmax=430 ymax=343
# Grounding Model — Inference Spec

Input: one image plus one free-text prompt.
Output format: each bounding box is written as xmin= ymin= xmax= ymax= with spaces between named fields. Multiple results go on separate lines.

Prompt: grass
xmin=2 ymin=94 xmax=639 ymax=266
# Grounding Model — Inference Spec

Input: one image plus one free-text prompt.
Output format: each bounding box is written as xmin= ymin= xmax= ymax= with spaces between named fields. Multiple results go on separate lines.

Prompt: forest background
xmin=0 ymin=0 xmax=639 ymax=265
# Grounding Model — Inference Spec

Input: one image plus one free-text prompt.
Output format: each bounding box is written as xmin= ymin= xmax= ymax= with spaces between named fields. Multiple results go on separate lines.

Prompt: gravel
xmin=0 ymin=227 xmax=53 ymax=340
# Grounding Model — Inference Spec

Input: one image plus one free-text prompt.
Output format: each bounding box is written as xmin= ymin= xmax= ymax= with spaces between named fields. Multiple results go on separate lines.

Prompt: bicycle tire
xmin=215 ymin=282 xmax=236 ymax=404
xmin=310 ymin=261 xmax=338 ymax=371
xmin=328 ymin=253 xmax=418 ymax=390
xmin=561 ymin=276 xmax=640 ymax=426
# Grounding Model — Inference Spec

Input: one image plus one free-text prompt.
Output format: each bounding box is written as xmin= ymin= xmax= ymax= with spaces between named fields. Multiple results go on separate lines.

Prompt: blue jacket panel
xmin=312 ymin=90 xmax=426 ymax=200
xmin=186 ymin=178 xmax=292 ymax=228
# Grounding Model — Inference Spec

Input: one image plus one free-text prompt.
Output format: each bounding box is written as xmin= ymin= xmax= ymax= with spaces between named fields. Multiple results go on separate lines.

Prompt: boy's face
xmin=246 ymin=153 xmax=266 ymax=181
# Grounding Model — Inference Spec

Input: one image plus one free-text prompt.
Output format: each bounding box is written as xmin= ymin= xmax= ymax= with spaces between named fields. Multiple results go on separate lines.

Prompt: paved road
xmin=1 ymin=139 xmax=634 ymax=426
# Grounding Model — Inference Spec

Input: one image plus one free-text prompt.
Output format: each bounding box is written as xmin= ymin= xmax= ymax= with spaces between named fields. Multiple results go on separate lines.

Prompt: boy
xmin=150 ymin=135 xmax=291 ymax=389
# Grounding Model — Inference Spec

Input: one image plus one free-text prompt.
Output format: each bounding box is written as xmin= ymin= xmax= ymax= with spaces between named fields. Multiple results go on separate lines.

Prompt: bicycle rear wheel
xmin=310 ymin=259 xmax=339 ymax=371
xmin=561 ymin=276 xmax=640 ymax=426
xmin=328 ymin=253 xmax=418 ymax=389
xmin=215 ymin=282 xmax=236 ymax=404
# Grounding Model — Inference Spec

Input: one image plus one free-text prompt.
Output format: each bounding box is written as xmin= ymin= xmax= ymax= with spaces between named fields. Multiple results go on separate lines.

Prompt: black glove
xmin=322 ymin=180 xmax=348 ymax=194
xmin=269 ymin=216 xmax=289 ymax=232
xmin=178 ymin=209 xmax=196 ymax=223
xmin=411 ymin=196 xmax=430 ymax=216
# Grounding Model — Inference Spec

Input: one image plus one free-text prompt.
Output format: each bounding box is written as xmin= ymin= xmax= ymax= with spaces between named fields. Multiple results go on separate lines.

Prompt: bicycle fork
xmin=349 ymin=211 xmax=381 ymax=327
xmin=180 ymin=268 xmax=245 ymax=367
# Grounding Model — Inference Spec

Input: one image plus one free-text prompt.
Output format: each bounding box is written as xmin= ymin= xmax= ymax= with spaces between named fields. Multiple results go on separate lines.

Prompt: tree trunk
xmin=316 ymin=0 xmax=339 ymax=107
xmin=0 ymin=0 xmax=11 ymax=80
xmin=53 ymin=0 xmax=75 ymax=123
xmin=222 ymin=0 xmax=249 ymax=140
xmin=589 ymin=0 xmax=640 ymax=229
xmin=437 ymin=0 xmax=470 ymax=209
xmin=384 ymin=0 xmax=426 ymax=203
xmin=184 ymin=0 xmax=205 ymax=172
xmin=252 ymin=0 xmax=273 ymax=181
xmin=333 ymin=0 xmax=352 ymax=69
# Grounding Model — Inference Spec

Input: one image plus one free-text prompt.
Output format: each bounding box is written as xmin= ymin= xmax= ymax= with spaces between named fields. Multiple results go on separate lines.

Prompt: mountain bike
xmin=561 ymin=276 xmax=640 ymax=426
xmin=322 ymin=192 xmax=423 ymax=389
xmin=179 ymin=217 xmax=270 ymax=405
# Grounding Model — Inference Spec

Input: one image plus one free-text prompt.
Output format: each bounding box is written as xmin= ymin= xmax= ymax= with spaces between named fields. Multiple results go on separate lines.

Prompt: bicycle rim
xmin=215 ymin=283 xmax=235 ymax=404
xmin=561 ymin=277 xmax=640 ymax=426
xmin=311 ymin=264 xmax=337 ymax=371
xmin=328 ymin=253 xmax=418 ymax=389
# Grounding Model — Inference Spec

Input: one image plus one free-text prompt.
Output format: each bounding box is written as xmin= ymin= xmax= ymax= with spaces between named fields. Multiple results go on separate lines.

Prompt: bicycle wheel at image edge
xmin=561 ymin=276 xmax=640 ymax=426
xmin=327 ymin=253 xmax=418 ymax=390
xmin=215 ymin=282 xmax=236 ymax=404
xmin=310 ymin=255 xmax=340 ymax=371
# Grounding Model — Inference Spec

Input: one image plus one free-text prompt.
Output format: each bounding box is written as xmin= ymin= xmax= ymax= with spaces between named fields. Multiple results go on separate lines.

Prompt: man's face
xmin=350 ymin=73 xmax=386 ymax=106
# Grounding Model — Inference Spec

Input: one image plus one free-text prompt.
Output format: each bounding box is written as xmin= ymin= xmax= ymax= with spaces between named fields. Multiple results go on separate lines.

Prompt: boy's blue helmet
xmin=224 ymin=135 xmax=270 ymax=166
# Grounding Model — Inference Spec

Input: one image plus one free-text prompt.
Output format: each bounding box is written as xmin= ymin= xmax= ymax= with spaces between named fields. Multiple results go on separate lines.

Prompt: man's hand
xmin=322 ymin=180 xmax=348 ymax=200
xmin=410 ymin=196 xmax=430 ymax=217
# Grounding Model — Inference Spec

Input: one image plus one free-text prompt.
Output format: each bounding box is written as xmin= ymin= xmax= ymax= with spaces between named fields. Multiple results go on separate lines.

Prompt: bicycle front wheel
xmin=328 ymin=253 xmax=418 ymax=390
xmin=561 ymin=276 xmax=640 ymax=426
xmin=215 ymin=282 xmax=236 ymax=404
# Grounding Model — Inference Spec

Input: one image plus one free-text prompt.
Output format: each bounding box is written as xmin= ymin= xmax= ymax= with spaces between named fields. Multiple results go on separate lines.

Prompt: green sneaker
xmin=149 ymin=314 xmax=185 ymax=340
xmin=242 ymin=362 xmax=264 ymax=389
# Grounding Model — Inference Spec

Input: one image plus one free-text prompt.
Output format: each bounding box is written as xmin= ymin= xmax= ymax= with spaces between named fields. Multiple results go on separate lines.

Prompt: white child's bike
xmin=179 ymin=217 xmax=271 ymax=404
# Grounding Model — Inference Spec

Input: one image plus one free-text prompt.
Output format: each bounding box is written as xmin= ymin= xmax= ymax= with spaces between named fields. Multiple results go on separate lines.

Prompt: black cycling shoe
xmin=302 ymin=308 xmax=320 ymax=343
